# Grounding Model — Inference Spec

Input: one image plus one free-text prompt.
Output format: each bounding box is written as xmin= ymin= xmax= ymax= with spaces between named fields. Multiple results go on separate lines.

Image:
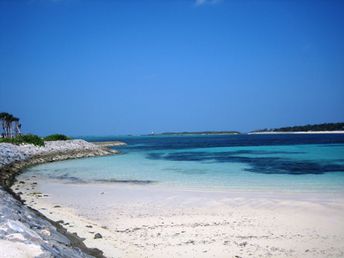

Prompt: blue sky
xmin=0 ymin=0 xmax=343 ymax=135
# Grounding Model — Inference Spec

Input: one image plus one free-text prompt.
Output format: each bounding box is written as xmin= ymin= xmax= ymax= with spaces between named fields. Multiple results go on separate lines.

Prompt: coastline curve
xmin=0 ymin=140 xmax=123 ymax=258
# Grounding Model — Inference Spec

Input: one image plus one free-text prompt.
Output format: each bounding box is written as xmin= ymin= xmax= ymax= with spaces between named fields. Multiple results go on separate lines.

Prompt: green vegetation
xmin=0 ymin=111 xmax=44 ymax=146
xmin=0 ymin=112 xmax=71 ymax=146
xmin=44 ymin=134 xmax=70 ymax=141
xmin=0 ymin=134 xmax=45 ymax=146
xmin=0 ymin=133 xmax=71 ymax=146
xmin=253 ymin=122 xmax=344 ymax=133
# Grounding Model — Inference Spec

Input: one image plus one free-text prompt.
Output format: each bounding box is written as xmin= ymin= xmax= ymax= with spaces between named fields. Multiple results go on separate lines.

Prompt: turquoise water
xmin=24 ymin=135 xmax=344 ymax=192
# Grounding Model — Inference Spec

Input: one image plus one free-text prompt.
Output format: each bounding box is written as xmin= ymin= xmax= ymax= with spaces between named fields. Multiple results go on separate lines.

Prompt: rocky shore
xmin=0 ymin=139 xmax=122 ymax=258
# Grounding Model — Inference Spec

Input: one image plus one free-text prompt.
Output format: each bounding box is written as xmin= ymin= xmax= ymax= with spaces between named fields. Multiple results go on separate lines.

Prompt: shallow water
xmin=24 ymin=134 xmax=344 ymax=192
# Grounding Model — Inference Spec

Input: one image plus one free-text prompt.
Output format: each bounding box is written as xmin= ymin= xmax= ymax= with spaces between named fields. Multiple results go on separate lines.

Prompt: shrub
xmin=17 ymin=134 xmax=45 ymax=146
xmin=0 ymin=134 xmax=45 ymax=146
xmin=44 ymin=134 xmax=70 ymax=141
xmin=0 ymin=138 xmax=13 ymax=144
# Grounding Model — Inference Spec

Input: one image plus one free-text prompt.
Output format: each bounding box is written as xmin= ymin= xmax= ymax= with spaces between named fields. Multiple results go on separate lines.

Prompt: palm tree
xmin=12 ymin=117 xmax=21 ymax=136
xmin=5 ymin=113 xmax=14 ymax=138
xmin=0 ymin=112 xmax=6 ymax=138
xmin=0 ymin=112 xmax=12 ymax=137
xmin=0 ymin=112 xmax=16 ymax=138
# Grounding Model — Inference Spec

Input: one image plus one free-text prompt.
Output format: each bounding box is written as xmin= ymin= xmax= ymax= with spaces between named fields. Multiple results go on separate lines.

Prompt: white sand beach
xmin=249 ymin=131 xmax=344 ymax=135
xmin=13 ymin=175 xmax=344 ymax=258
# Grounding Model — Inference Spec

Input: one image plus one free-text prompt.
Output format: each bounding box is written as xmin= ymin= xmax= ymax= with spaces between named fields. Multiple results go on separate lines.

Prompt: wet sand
xmin=13 ymin=174 xmax=344 ymax=258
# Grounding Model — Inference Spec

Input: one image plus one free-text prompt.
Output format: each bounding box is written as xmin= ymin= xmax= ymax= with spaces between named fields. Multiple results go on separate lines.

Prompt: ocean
xmin=24 ymin=134 xmax=344 ymax=193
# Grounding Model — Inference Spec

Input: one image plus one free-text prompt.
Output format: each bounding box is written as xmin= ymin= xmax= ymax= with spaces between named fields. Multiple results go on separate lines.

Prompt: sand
xmin=12 ymin=175 xmax=344 ymax=258
xmin=249 ymin=131 xmax=344 ymax=134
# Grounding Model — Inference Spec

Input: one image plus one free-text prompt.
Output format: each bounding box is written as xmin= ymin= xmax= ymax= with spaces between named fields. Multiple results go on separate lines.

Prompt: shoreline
xmin=12 ymin=177 xmax=344 ymax=258
xmin=16 ymin=176 xmax=344 ymax=206
xmin=0 ymin=140 xmax=123 ymax=258
xmin=1 ymin=148 xmax=119 ymax=188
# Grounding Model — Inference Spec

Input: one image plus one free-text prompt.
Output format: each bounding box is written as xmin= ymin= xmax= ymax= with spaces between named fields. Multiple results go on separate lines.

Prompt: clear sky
xmin=0 ymin=0 xmax=343 ymax=136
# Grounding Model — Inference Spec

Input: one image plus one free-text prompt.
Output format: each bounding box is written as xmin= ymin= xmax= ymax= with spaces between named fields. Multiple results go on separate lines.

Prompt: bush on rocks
xmin=44 ymin=134 xmax=70 ymax=141
xmin=0 ymin=134 xmax=45 ymax=146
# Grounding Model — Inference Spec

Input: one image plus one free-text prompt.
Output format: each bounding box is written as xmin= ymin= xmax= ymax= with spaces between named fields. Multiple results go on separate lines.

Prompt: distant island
xmin=148 ymin=131 xmax=241 ymax=136
xmin=146 ymin=123 xmax=344 ymax=136
xmin=251 ymin=122 xmax=344 ymax=133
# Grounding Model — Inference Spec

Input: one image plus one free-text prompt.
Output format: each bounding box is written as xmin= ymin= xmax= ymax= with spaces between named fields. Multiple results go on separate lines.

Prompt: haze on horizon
xmin=0 ymin=0 xmax=343 ymax=136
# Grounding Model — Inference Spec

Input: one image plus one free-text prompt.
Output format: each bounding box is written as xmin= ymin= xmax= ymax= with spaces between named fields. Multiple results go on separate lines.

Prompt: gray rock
xmin=94 ymin=233 xmax=102 ymax=239
xmin=0 ymin=139 xmax=120 ymax=258
xmin=0 ymin=188 xmax=103 ymax=257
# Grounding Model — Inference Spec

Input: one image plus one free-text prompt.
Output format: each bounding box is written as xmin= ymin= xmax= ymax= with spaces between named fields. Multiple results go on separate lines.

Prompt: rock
xmin=94 ymin=233 xmax=102 ymax=239
xmin=239 ymin=241 xmax=247 ymax=247
xmin=0 ymin=188 xmax=102 ymax=257
xmin=40 ymin=229 xmax=51 ymax=236
xmin=0 ymin=139 xmax=119 ymax=172
xmin=0 ymin=139 xmax=122 ymax=258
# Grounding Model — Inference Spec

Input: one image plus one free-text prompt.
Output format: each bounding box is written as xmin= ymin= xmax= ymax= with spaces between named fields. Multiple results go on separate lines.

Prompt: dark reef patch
xmin=146 ymin=150 xmax=344 ymax=175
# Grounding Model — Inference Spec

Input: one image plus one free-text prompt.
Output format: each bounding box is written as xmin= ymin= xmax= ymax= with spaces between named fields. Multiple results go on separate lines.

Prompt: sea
xmin=24 ymin=134 xmax=344 ymax=193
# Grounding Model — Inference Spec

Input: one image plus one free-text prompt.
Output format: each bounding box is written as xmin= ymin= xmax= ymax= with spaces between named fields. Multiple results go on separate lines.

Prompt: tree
xmin=5 ymin=113 xmax=14 ymax=138
xmin=0 ymin=112 xmax=21 ymax=138
xmin=12 ymin=117 xmax=21 ymax=136
xmin=0 ymin=112 xmax=13 ymax=137
xmin=0 ymin=112 xmax=7 ymax=137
